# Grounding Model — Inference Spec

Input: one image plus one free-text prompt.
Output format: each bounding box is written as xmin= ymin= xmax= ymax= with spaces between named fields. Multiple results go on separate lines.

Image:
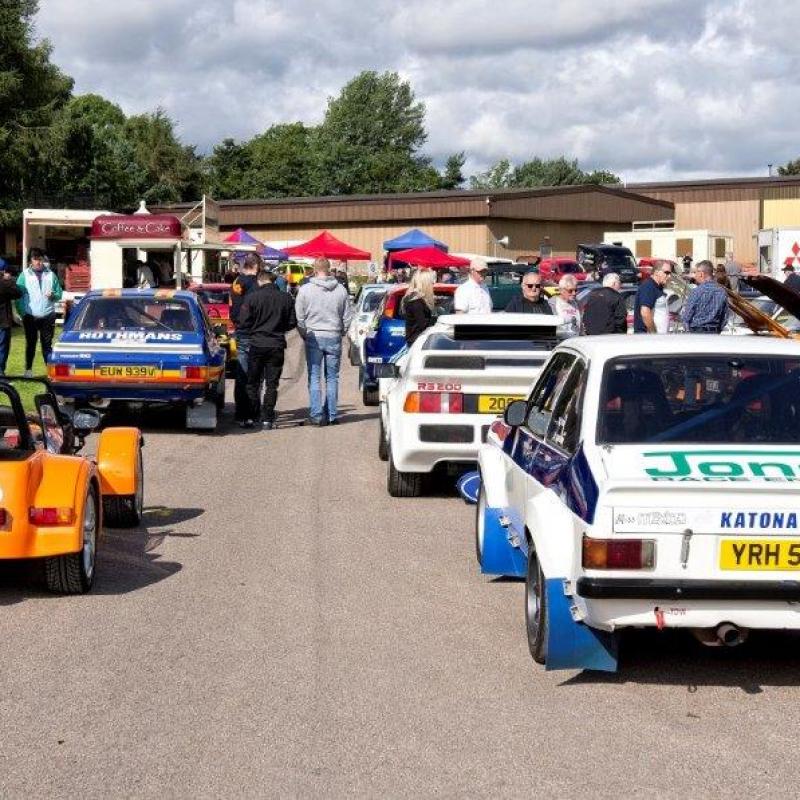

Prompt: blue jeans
xmin=0 ymin=327 xmax=10 ymax=374
xmin=305 ymin=334 xmax=342 ymax=422
xmin=234 ymin=333 xmax=251 ymax=420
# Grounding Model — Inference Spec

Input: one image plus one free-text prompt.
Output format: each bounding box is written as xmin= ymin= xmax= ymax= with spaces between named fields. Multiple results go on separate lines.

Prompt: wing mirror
xmin=503 ymin=399 xmax=527 ymax=427
xmin=72 ymin=408 xmax=102 ymax=433
xmin=374 ymin=363 xmax=400 ymax=379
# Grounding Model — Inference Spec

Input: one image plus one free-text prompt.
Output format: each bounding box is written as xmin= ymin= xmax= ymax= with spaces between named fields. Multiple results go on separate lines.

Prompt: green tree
xmin=470 ymin=156 xmax=620 ymax=189
xmin=312 ymin=70 xmax=436 ymax=195
xmin=0 ymin=0 xmax=73 ymax=220
xmin=245 ymin=123 xmax=316 ymax=198
xmin=778 ymin=159 xmax=800 ymax=176
xmin=439 ymin=152 xmax=466 ymax=190
xmin=205 ymin=138 xmax=252 ymax=200
xmin=123 ymin=109 xmax=203 ymax=203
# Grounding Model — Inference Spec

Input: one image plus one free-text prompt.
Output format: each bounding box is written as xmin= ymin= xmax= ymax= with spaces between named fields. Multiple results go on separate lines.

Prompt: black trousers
xmin=246 ymin=346 xmax=285 ymax=423
xmin=23 ymin=313 xmax=56 ymax=370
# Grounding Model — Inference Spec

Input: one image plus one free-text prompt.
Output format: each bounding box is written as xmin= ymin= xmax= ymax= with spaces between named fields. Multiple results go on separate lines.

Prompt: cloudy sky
xmin=34 ymin=0 xmax=800 ymax=183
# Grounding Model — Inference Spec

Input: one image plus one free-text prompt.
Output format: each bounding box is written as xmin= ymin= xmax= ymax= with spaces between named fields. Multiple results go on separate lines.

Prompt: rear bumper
xmin=392 ymin=418 xmax=491 ymax=472
xmin=577 ymin=577 xmax=800 ymax=601
xmin=0 ymin=526 xmax=81 ymax=559
xmin=52 ymin=381 xmax=210 ymax=403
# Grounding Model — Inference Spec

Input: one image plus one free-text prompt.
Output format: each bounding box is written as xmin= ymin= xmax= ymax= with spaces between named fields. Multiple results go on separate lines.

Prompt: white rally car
xmin=474 ymin=334 xmax=800 ymax=672
xmin=377 ymin=314 xmax=560 ymax=497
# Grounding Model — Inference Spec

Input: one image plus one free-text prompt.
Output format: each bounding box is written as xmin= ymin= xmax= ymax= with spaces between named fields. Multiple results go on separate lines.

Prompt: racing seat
xmin=601 ymin=368 xmax=671 ymax=443
xmin=726 ymin=374 xmax=785 ymax=443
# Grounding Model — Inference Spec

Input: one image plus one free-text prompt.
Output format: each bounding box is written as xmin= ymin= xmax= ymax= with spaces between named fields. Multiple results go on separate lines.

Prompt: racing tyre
xmin=525 ymin=547 xmax=547 ymax=665
xmin=349 ymin=340 xmax=361 ymax=367
xmin=378 ymin=415 xmax=389 ymax=462
xmin=387 ymin=445 xmax=422 ymax=497
xmin=475 ymin=479 xmax=486 ymax=566
xmin=103 ymin=449 xmax=144 ymax=528
xmin=45 ymin=485 xmax=99 ymax=594
xmin=363 ymin=385 xmax=379 ymax=406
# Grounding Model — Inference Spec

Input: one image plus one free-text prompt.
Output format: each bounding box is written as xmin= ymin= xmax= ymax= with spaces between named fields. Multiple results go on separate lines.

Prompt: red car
xmin=536 ymin=257 xmax=589 ymax=284
xmin=189 ymin=283 xmax=233 ymax=332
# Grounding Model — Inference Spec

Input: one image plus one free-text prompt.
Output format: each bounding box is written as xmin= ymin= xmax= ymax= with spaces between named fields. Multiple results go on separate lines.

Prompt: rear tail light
xmin=49 ymin=363 xmax=73 ymax=378
xmin=29 ymin=507 xmax=74 ymax=526
xmin=181 ymin=366 xmax=206 ymax=380
xmin=582 ymin=536 xmax=655 ymax=569
xmin=403 ymin=391 xmax=464 ymax=413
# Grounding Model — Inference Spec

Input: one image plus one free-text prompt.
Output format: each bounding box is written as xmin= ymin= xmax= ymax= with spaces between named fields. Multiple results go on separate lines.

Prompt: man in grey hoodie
xmin=295 ymin=257 xmax=354 ymax=425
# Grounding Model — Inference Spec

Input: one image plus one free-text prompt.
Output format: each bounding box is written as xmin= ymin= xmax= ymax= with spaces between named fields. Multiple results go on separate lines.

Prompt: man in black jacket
xmin=237 ymin=270 xmax=297 ymax=429
xmin=504 ymin=270 xmax=553 ymax=314
xmin=230 ymin=254 xmax=260 ymax=424
xmin=0 ymin=261 xmax=21 ymax=374
xmin=582 ymin=273 xmax=628 ymax=335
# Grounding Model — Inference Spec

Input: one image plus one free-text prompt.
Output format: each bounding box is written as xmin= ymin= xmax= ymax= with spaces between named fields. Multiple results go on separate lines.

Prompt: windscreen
xmin=598 ymin=355 xmax=800 ymax=444
xmin=73 ymin=297 xmax=198 ymax=333
xmin=362 ymin=291 xmax=385 ymax=312
xmin=601 ymin=251 xmax=637 ymax=270
xmin=197 ymin=289 xmax=230 ymax=305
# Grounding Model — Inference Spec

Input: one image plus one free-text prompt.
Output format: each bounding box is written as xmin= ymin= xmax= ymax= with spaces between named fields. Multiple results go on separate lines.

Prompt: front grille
xmin=419 ymin=424 xmax=474 ymax=444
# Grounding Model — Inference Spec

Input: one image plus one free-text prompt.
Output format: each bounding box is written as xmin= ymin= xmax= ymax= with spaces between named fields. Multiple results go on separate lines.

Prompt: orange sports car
xmin=0 ymin=378 xmax=143 ymax=594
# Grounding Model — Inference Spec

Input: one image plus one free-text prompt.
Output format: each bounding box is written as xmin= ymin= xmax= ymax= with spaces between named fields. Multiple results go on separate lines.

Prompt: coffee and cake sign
xmin=90 ymin=215 xmax=182 ymax=239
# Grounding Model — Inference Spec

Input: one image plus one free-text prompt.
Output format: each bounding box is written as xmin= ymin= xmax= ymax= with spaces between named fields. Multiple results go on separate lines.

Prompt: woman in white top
xmin=548 ymin=274 xmax=581 ymax=334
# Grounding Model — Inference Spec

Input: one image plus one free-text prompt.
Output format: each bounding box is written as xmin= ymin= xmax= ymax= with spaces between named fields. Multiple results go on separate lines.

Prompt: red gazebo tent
xmin=283 ymin=230 xmax=370 ymax=261
xmin=388 ymin=246 xmax=470 ymax=270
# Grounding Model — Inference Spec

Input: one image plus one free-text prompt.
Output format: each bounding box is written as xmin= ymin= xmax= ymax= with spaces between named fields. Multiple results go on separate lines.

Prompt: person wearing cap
xmin=16 ymin=248 xmax=62 ymax=376
xmin=0 ymin=260 xmax=21 ymax=375
xmin=454 ymin=260 xmax=492 ymax=314
xmin=783 ymin=264 xmax=800 ymax=293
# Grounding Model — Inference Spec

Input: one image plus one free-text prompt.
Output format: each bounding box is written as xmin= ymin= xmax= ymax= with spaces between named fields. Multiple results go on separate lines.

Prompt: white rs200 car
xmin=378 ymin=314 xmax=560 ymax=497
xmin=475 ymin=334 xmax=800 ymax=672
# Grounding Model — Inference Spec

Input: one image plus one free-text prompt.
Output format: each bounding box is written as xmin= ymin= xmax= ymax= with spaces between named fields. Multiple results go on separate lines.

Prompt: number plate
xmin=95 ymin=365 xmax=160 ymax=378
xmin=719 ymin=539 xmax=800 ymax=570
xmin=477 ymin=395 xmax=524 ymax=414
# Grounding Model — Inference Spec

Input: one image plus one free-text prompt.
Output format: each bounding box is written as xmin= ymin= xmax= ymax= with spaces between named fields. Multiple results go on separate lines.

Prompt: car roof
xmin=436 ymin=313 xmax=560 ymax=329
xmin=559 ymin=333 xmax=800 ymax=361
xmin=83 ymin=289 xmax=197 ymax=301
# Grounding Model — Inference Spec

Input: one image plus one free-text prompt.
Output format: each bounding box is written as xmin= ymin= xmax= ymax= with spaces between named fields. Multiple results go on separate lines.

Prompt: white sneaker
xmin=23 ymin=370 xmax=33 ymax=378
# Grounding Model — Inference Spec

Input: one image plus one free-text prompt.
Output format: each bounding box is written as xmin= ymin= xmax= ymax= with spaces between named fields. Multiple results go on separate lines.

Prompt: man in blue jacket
xmin=16 ymin=249 xmax=62 ymax=376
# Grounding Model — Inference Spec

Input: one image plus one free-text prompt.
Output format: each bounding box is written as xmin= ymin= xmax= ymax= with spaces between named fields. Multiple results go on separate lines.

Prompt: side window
xmin=525 ymin=353 xmax=576 ymax=438
xmin=546 ymin=360 xmax=587 ymax=453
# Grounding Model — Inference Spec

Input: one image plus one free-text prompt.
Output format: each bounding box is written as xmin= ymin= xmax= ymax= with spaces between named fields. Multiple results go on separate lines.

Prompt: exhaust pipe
xmin=691 ymin=623 xmax=749 ymax=647
xmin=715 ymin=623 xmax=748 ymax=647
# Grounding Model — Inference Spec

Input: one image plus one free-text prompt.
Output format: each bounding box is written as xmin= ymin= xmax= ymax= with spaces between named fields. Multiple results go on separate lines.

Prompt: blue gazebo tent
xmin=383 ymin=228 xmax=448 ymax=252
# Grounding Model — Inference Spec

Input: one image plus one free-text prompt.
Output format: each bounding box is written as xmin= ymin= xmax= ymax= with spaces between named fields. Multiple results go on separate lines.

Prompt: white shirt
xmin=454 ymin=278 xmax=492 ymax=314
xmin=653 ymin=294 xmax=669 ymax=333
xmin=549 ymin=295 xmax=582 ymax=333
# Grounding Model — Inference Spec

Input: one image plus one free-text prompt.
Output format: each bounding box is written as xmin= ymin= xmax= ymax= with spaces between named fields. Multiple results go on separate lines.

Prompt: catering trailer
xmin=604 ymin=227 xmax=734 ymax=265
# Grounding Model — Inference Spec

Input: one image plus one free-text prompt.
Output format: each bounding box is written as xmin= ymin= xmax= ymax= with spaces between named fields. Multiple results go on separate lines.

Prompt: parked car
xmin=537 ymin=258 xmax=589 ymax=285
xmin=0 ymin=377 xmax=143 ymax=593
xmin=347 ymin=283 xmax=387 ymax=366
xmin=577 ymin=244 xmax=639 ymax=284
xmin=471 ymin=334 xmax=800 ymax=672
xmin=361 ymin=284 xmax=457 ymax=406
xmin=377 ymin=313 xmax=561 ymax=497
xmin=48 ymin=289 xmax=226 ymax=431
xmin=189 ymin=282 xmax=236 ymax=365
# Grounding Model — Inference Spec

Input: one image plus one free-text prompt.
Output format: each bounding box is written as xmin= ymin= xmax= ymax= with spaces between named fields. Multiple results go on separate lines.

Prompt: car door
xmin=506 ymin=352 xmax=577 ymax=526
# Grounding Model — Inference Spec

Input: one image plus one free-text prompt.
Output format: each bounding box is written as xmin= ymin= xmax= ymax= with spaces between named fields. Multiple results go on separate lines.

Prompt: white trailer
xmin=757 ymin=228 xmax=800 ymax=279
xmin=603 ymin=226 xmax=733 ymax=265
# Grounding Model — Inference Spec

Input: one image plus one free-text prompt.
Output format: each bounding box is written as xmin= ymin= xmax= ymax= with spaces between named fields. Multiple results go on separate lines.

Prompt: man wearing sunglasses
xmin=504 ymin=270 xmax=554 ymax=314
xmin=633 ymin=260 xmax=672 ymax=333
xmin=548 ymin=274 xmax=581 ymax=333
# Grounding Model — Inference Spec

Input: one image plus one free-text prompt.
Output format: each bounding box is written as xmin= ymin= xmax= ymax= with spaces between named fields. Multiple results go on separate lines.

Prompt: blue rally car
xmin=362 ymin=283 xmax=456 ymax=405
xmin=48 ymin=289 xmax=226 ymax=430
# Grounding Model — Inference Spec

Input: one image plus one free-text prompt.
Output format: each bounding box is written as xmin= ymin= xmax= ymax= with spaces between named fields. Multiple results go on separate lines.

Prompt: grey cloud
xmin=33 ymin=0 xmax=800 ymax=178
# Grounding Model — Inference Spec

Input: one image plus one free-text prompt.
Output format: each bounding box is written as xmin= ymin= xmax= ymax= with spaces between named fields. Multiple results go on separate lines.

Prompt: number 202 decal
xmin=417 ymin=382 xmax=462 ymax=392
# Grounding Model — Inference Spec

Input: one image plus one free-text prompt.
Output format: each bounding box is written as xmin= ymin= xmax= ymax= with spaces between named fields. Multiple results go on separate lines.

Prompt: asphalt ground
xmin=2 ymin=331 xmax=800 ymax=798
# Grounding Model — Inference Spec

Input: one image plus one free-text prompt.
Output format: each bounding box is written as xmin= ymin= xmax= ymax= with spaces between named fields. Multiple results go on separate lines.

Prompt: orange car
xmin=0 ymin=378 xmax=143 ymax=594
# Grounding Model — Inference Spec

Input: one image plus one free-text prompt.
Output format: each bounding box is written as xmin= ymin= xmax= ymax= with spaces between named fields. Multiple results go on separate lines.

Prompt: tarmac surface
xmin=2 ymin=332 xmax=800 ymax=798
